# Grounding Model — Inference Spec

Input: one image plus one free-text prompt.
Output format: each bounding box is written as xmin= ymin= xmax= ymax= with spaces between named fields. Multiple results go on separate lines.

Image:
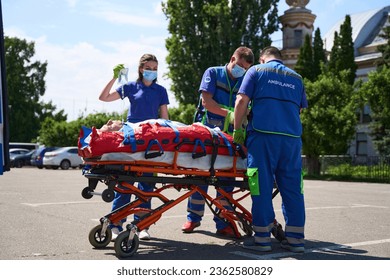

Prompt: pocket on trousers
xmin=246 ymin=167 xmax=260 ymax=196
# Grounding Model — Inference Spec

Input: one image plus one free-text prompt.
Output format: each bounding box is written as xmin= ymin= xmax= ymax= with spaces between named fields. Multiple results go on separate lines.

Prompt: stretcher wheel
xmin=81 ymin=187 xmax=93 ymax=199
xmin=88 ymin=224 xmax=112 ymax=248
xmin=114 ymin=231 xmax=139 ymax=258
xmin=102 ymin=189 xmax=115 ymax=202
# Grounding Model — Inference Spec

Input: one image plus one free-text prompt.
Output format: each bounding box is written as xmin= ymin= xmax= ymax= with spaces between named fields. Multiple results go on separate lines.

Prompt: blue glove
xmin=233 ymin=128 xmax=245 ymax=145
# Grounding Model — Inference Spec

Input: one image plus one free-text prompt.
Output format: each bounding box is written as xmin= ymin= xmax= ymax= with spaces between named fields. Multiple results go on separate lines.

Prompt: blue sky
xmin=3 ymin=0 xmax=389 ymax=121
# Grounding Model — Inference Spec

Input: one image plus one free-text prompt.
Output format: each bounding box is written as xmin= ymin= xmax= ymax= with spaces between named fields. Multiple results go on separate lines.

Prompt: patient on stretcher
xmin=99 ymin=119 xmax=123 ymax=132
xmin=79 ymin=119 xmax=247 ymax=171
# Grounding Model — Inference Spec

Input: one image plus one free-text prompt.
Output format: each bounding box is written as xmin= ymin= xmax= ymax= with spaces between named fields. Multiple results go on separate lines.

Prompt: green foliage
xmin=38 ymin=112 xmax=124 ymax=147
xmin=327 ymin=15 xmax=357 ymax=85
xmin=325 ymin=163 xmax=390 ymax=183
xmin=168 ymin=103 xmax=197 ymax=125
xmin=295 ymin=28 xmax=326 ymax=82
xmin=359 ymin=66 xmax=390 ymax=155
xmin=312 ymin=28 xmax=327 ymax=79
xmin=38 ymin=118 xmax=79 ymax=147
xmin=5 ymin=36 xmax=67 ymax=142
xmin=162 ymin=0 xmax=279 ymax=105
xmin=376 ymin=17 xmax=390 ymax=68
xmin=294 ymin=34 xmax=314 ymax=81
xmin=301 ymin=71 xmax=359 ymax=159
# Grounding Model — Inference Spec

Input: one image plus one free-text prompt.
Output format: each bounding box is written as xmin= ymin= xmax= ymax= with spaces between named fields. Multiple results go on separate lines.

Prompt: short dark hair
xmin=234 ymin=46 xmax=254 ymax=65
xmin=259 ymin=46 xmax=282 ymax=60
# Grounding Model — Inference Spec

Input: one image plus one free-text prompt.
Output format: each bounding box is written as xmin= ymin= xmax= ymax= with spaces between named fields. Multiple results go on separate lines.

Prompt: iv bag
xmin=118 ymin=67 xmax=129 ymax=85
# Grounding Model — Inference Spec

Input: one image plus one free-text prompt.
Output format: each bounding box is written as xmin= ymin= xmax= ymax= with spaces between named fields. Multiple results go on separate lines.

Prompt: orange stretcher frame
xmin=81 ymin=149 xmax=279 ymax=258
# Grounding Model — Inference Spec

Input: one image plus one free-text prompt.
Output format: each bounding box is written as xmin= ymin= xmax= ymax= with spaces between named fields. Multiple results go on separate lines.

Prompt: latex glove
xmin=113 ymin=64 xmax=125 ymax=79
xmin=223 ymin=110 xmax=234 ymax=132
xmin=233 ymin=128 xmax=245 ymax=145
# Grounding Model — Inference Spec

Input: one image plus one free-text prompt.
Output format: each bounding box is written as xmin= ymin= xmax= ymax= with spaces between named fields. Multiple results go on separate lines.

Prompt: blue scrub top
xmin=117 ymin=81 xmax=169 ymax=123
xmin=239 ymin=60 xmax=308 ymax=137
xmin=198 ymin=65 xmax=243 ymax=123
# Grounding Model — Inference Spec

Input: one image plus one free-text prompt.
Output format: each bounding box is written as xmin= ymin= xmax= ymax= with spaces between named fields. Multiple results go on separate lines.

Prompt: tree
xmin=5 ymin=36 xmax=66 ymax=142
xmin=376 ymin=17 xmax=390 ymax=68
xmin=328 ymin=31 xmax=341 ymax=73
xmin=294 ymin=34 xmax=314 ymax=81
xmin=327 ymin=15 xmax=357 ymax=85
xmin=168 ymin=103 xmax=197 ymax=124
xmin=360 ymin=66 xmax=390 ymax=155
xmin=312 ymin=28 xmax=327 ymax=79
xmin=38 ymin=112 xmax=123 ymax=147
xmin=295 ymin=28 xmax=327 ymax=82
xmin=301 ymin=71 xmax=359 ymax=175
xmin=162 ymin=0 xmax=279 ymax=105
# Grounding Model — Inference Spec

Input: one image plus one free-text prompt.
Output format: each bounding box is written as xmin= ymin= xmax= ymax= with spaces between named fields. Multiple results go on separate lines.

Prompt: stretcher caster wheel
xmin=102 ymin=189 xmax=115 ymax=202
xmin=81 ymin=187 xmax=93 ymax=199
xmin=88 ymin=225 xmax=112 ymax=248
xmin=114 ymin=231 xmax=139 ymax=258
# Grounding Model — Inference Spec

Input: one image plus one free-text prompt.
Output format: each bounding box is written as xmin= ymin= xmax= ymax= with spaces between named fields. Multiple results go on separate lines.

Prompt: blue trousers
xmin=246 ymin=132 xmax=305 ymax=247
xmin=110 ymin=172 xmax=155 ymax=230
xmin=186 ymin=183 xmax=234 ymax=230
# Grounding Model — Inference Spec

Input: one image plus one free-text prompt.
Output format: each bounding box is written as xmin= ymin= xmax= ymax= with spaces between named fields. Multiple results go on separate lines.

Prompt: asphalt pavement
xmin=0 ymin=167 xmax=389 ymax=261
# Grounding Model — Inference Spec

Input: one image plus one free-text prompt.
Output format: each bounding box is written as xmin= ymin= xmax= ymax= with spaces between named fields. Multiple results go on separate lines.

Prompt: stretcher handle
xmin=192 ymin=139 xmax=207 ymax=159
xmin=144 ymin=139 xmax=164 ymax=159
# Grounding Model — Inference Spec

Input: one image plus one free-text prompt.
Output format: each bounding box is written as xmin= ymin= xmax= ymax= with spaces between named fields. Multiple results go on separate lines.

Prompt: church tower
xmin=279 ymin=0 xmax=316 ymax=68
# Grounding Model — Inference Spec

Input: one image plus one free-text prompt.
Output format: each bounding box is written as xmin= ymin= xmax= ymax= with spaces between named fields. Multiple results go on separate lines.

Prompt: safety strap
xmin=121 ymin=123 xmax=137 ymax=152
xmin=156 ymin=119 xmax=180 ymax=143
xmin=215 ymin=130 xmax=233 ymax=156
xmin=200 ymin=124 xmax=220 ymax=176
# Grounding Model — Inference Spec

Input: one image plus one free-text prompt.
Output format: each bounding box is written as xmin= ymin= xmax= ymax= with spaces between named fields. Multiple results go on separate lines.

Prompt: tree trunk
xmin=306 ymin=155 xmax=321 ymax=176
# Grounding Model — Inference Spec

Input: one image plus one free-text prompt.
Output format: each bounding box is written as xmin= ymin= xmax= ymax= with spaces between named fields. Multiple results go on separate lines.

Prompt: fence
xmin=302 ymin=155 xmax=390 ymax=183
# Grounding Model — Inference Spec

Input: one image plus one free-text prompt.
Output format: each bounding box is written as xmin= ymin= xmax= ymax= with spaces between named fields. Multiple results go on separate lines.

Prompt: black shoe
xmin=271 ymin=223 xmax=286 ymax=242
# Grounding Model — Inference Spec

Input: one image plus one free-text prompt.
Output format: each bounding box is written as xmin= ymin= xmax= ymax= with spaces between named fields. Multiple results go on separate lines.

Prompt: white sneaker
xmin=139 ymin=229 xmax=151 ymax=240
xmin=111 ymin=227 xmax=120 ymax=242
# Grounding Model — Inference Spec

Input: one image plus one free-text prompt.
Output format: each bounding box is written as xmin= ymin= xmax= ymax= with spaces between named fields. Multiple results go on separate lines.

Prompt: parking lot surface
xmin=0 ymin=168 xmax=389 ymax=261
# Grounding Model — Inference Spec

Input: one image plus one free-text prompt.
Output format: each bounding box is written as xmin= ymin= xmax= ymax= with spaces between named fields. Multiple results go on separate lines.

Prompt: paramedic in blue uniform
xmin=181 ymin=46 xmax=254 ymax=237
xmin=99 ymin=54 xmax=169 ymax=241
xmin=233 ymin=46 xmax=307 ymax=252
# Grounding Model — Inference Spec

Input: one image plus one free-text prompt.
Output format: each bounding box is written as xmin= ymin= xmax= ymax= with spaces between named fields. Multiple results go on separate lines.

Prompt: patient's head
xmin=99 ymin=120 xmax=123 ymax=132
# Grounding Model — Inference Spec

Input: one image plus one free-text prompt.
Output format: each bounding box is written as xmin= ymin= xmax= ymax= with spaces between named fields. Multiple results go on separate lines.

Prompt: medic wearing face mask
xmin=194 ymin=47 xmax=254 ymax=135
xmin=181 ymin=47 xmax=255 ymax=238
xmin=99 ymin=54 xmax=169 ymax=241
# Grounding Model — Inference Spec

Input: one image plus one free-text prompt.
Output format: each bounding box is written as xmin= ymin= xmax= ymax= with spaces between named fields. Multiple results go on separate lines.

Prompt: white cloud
xmin=32 ymin=35 xmax=176 ymax=121
xmin=66 ymin=0 xmax=78 ymax=8
xmin=91 ymin=10 xmax=163 ymax=27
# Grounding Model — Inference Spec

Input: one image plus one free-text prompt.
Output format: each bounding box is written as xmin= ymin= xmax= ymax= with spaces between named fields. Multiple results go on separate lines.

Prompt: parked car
xmin=9 ymin=148 xmax=30 ymax=164
xmin=30 ymin=146 xmax=57 ymax=169
xmin=43 ymin=147 xmax=83 ymax=170
xmin=10 ymin=149 xmax=36 ymax=168
xmin=10 ymin=148 xmax=30 ymax=155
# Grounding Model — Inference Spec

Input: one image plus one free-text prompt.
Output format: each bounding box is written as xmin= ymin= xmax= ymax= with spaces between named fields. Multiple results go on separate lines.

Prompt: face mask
xmin=231 ymin=64 xmax=246 ymax=78
xmin=143 ymin=70 xmax=157 ymax=82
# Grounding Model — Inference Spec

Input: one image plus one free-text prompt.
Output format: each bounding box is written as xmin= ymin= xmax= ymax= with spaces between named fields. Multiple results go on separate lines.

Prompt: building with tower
xmin=279 ymin=0 xmax=390 ymax=157
xmin=279 ymin=0 xmax=316 ymax=68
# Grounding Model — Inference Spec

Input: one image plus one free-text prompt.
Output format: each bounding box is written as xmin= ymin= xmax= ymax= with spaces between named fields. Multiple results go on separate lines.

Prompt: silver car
xmin=43 ymin=147 xmax=83 ymax=170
